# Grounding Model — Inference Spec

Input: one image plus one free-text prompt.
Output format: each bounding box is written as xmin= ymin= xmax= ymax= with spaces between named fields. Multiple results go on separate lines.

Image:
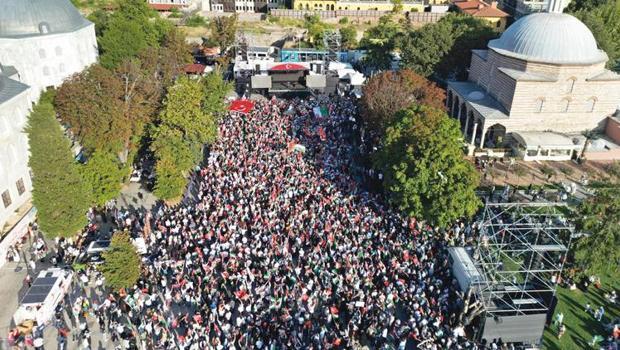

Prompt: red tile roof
xmin=148 ymin=3 xmax=184 ymax=11
xmin=453 ymin=0 xmax=509 ymax=17
xmin=183 ymin=63 xmax=206 ymax=74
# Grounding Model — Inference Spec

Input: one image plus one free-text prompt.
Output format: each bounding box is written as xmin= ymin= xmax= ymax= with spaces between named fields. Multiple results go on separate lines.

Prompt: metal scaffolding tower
xmin=472 ymin=202 xmax=574 ymax=317
xmin=323 ymin=30 xmax=341 ymax=64
xmin=235 ymin=32 xmax=248 ymax=61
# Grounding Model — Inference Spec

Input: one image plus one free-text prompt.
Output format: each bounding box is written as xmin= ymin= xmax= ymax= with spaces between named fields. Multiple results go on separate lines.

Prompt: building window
xmin=561 ymin=98 xmax=571 ymax=113
xmin=586 ymin=97 xmax=597 ymax=112
xmin=16 ymin=179 xmax=25 ymax=196
xmin=535 ymin=97 xmax=545 ymax=113
xmin=38 ymin=22 xmax=50 ymax=34
xmin=59 ymin=63 xmax=65 ymax=73
xmin=39 ymin=49 xmax=47 ymax=59
xmin=2 ymin=190 xmax=11 ymax=208
xmin=43 ymin=66 xmax=50 ymax=76
xmin=566 ymin=77 xmax=576 ymax=93
xmin=55 ymin=46 xmax=63 ymax=56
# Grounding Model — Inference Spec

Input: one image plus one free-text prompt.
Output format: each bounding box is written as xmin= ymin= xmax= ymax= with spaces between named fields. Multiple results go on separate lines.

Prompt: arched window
xmin=43 ymin=66 xmax=50 ymax=76
xmin=586 ymin=97 xmax=597 ymax=112
xmin=561 ymin=98 xmax=571 ymax=113
xmin=535 ymin=97 xmax=545 ymax=113
xmin=38 ymin=49 xmax=46 ymax=59
xmin=38 ymin=22 xmax=50 ymax=34
xmin=566 ymin=77 xmax=576 ymax=93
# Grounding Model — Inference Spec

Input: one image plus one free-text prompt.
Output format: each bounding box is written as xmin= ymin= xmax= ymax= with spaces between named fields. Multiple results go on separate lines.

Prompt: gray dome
xmin=488 ymin=13 xmax=607 ymax=65
xmin=0 ymin=0 xmax=91 ymax=38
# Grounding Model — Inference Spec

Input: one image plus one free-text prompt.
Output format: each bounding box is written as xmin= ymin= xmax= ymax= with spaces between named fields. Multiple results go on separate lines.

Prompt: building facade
xmin=293 ymin=0 xmax=425 ymax=12
xmin=447 ymin=12 xmax=620 ymax=161
xmin=0 ymin=0 xmax=98 ymax=262
xmin=207 ymin=0 xmax=283 ymax=12
xmin=498 ymin=0 xmax=568 ymax=18
xmin=452 ymin=0 xmax=510 ymax=32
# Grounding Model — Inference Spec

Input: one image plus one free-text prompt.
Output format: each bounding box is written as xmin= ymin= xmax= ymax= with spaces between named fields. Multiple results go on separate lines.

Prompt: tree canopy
xmin=400 ymin=14 xmax=497 ymax=79
xmin=359 ymin=15 xmax=404 ymax=69
xmin=100 ymin=231 xmax=142 ymax=290
xmin=55 ymin=65 xmax=126 ymax=154
xmin=573 ymin=185 xmax=620 ymax=275
xmin=98 ymin=0 xmax=172 ymax=68
xmin=56 ymin=28 xmax=191 ymax=163
xmin=26 ymin=92 xmax=92 ymax=238
xmin=81 ymin=151 xmax=128 ymax=207
xmin=374 ymin=104 xmax=480 ymax=227
xmin=339 ymin=26 xmax=358 ymax=50
xmin=151 ymin=75 xmax=225 ymax=200
xmin=569 ymin=0 xmax=620 ymax=71
xmin=205 ymin=15 xmax=238 ymax=49
xmin=361 ymin=69 xmax=446 ymax=135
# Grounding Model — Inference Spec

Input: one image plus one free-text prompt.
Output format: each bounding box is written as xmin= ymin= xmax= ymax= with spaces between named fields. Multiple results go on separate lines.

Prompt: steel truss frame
xmin=323 ymin=30 xmax=341 ymax=64
xmin=473 ymin=202 xmax=574 ymax=316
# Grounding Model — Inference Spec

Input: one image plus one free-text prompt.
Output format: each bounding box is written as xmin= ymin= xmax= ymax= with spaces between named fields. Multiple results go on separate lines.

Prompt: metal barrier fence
xmin=269 ymin=9 xmax=448 ymax=22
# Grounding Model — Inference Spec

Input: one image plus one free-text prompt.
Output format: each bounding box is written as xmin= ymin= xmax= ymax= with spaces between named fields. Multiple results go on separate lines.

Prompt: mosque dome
xmin=488 ymin=13 xmax=607 ymax=65
xmin=0 ymin=0 xmax=91 ymax=38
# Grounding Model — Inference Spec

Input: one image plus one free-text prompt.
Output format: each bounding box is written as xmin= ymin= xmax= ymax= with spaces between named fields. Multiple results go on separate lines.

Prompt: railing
xmin=269 ymin=9 xmax=448 ymax=21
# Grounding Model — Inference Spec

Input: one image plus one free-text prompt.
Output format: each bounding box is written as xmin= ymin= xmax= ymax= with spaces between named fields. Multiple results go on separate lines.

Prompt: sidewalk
xmin=0 ymin=238 xmax=113 ymax=349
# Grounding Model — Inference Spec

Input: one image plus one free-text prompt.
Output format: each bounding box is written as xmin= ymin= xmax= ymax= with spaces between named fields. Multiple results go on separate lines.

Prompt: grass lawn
xmin=542 ymin=272 xmax=619 ymax=349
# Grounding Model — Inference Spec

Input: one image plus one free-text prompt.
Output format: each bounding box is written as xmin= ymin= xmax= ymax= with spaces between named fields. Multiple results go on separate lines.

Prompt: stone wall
xmin=466 ymin=48 xmax=620 ymax=134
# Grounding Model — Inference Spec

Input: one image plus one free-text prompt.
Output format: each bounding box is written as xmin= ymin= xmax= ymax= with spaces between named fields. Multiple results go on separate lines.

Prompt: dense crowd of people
xmin=101 ymin=95 xmax=487 ymax=350
xmin=7 ymin=95 xmax=526 ymax=349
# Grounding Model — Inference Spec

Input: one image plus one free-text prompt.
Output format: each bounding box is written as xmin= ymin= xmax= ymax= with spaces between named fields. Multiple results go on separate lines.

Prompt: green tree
xmin=81 ymin=151 xmax=128 ymax=207
xmin=374 ymin=104 xmax=481 ymax=227
xmin=26 ymin=92 xmax=92 ymax=238
xmin=151 ymin=77 xmax=219 ymax=200
xmin=99 ymin=16 xmax=150 ymax=69
xmin=436 ymin=15 xmax=498 ymax=80
xmin=88 ymin=8 xmax=110 ymax=37
xmin=571 ymin=1 xmax=620 ymax=71
xmin=205 ymin=15 xmax=238 ymax=49
xmin=303 ymin=15 xmax=334 ymax=49
xmin=202 ymin=71 xmax=233 ymax=116
xmin=399 ymin=14 xmax=497 ymax=79
xmin=359 ymin=15 xmax=404 ymax=69
xmin=572 ymin=0 xmax=620 ymax=72
xmin=339 ymin=26 xmax=358 ymax=50
xmin=391 ymin=0 xmax=404 ymax=13
xmin=100 ymin=231 xmax=141 ymax=290
xmin=98 ymin=0 xmax=171 ymax=68
xmin=573 ymin=186 xmax=620 ymax=275
xmin=186 ymin=14 xmax=208 ymax=27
